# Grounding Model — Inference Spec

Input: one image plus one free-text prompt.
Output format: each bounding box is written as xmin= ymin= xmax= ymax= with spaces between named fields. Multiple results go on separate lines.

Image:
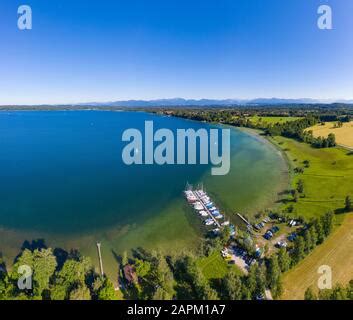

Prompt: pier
xmin=236 ymin=213 xmax=252 ymax=228
xmin=191 ymin=190 xmax=221 ymax=228
xmin=96 ymin=242 xmax=104 ymax=276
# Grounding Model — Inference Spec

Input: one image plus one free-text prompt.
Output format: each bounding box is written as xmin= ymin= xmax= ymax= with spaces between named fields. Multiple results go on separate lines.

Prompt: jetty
xmin=96 ymin=242 xmax=104 ymax=276
xmin=192 ymin=190 xmax=221 ymax=228
xmin=184 ymin=184 xmax=235 ymax=237
xmin=236 ymin=213 xmax=252 ymax=228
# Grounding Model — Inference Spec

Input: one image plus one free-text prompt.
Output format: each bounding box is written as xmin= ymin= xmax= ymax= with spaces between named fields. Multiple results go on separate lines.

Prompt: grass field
xmin=270 ymin=136 xmax=353 ymax=221
xmin=196 ymin=251 xmax=241 ymax=281
xmin=281 ymin=213 xmax=353 ymax=300
xmin=269 ymin=136 xmax=353 ymax=299
xmin=247 ymin=116 xmax=302 ymax=126
xmin=307 ymin=121 xmax=353 ymax=149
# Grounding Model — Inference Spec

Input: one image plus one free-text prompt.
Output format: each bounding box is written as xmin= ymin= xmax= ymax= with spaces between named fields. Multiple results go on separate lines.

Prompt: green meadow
xmin=270 ymin=136 xmax=353 ymax=221
xmin=268 ymin=134 xmax=353 ymax=299
xmin=196 ymin=251 xmax=242 ymax=281
xmin=247 ymin=116 xmax=302 ymax=126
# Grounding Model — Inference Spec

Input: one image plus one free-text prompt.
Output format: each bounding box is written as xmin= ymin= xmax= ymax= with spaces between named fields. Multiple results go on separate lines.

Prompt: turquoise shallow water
xmin=0 ymin=111 xmax=287 ymax=276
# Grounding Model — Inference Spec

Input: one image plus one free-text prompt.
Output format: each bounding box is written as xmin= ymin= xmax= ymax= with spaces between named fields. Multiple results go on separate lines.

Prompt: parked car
xmin=276 ymin=241 xmax=288 ymax=248
xmin=270 ymin=226 xmax=280 ymax=234
xmin=264 ymin=231 xmax=273 ymax=240
xmin=288 ymin=232 xmax=298 ymax=242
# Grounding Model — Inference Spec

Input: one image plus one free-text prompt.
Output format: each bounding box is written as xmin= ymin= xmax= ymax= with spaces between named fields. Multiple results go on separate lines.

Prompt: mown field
xmin=270 ymin=136 xmax=353 ymax=221
xmin=247 ymin=116 xmax=302 ymax=126
xmin=281 ymin=213 xmax=353 ymax=300
xmin=307 ymin=121 xmax=353 ymax=149
xmin=196 ymin=251 xmax=241 ymax=281
xmin=269 ymin=136 xmax=353 ymax=299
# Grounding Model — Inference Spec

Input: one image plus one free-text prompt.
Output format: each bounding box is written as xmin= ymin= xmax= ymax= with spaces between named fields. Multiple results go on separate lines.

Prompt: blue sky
xmin=0 ymin=0 xmax=352 ymax=105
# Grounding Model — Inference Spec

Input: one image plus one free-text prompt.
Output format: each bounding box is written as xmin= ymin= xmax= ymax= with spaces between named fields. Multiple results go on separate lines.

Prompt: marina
xmin=184 ymin=185 xmax=235 ymax=236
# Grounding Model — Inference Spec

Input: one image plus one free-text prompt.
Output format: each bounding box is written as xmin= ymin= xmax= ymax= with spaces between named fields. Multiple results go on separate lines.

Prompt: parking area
xmin=221 ymin=245 xmax=257 ymax=274
xmin=254 ymin=216 xmax=302 ymax=255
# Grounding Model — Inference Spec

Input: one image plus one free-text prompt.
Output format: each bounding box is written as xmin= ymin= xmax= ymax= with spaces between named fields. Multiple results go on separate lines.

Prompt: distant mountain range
xmin=76 ymin=98 xmax=353 ymax=107
xmin=2 ymin=98 xmax=353 ymax=108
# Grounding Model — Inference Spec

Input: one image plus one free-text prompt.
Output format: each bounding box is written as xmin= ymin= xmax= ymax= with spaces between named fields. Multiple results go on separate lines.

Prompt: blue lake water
xmin=0 ymin=111 xmax=287 ymax=273
xmin=0 ymin=111 xmax=215 ymax=233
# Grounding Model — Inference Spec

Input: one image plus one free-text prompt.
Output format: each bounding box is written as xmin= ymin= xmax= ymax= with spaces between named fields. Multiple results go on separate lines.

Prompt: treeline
xmin=305 ymin=280 xmax=353 ymax=300
xmin=265 ymin=117 xmax=337 ymax=148
xmin=0 ymin=212 xmax=336 ymax=300
xmin=290 ymin=212 xmax=334 ymax=265
xmin=119 ymin=239 xmax=284 ymax=300
xmin=120 ymin=212 xmax=335 ymax=301
xmin=302 ymin=131 xmax=336 ymax=148
xmin=159 ymin=109 xmax=338 ymax=149
xmin=319 ymin=114 xmax=352 ymax=122
xmin=0 ymin=246 xmax=117 ymax=300
xmin=238 ymin=212 xmax=335 ymax=298
xmin=265 ymin=116 xmax=317 ymax=138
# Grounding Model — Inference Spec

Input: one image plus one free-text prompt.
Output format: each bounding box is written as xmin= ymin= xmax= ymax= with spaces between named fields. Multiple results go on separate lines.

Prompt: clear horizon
xmin=1 ymin=0 xmax=353 ymax=105
xmin=2 ymin=96 xmax=353 ymax=107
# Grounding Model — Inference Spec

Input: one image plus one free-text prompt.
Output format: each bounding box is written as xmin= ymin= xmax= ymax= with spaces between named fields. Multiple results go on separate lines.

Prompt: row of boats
xmin=184 ymin=189 xmax=235 ymax=236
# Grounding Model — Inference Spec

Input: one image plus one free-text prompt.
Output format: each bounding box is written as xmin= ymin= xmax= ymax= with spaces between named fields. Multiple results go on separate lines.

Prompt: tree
xmin=94 ymin=277 xmax=118 ymax=300
xmin=287 ymin=204 xmax=294 ymax=213
xmin=272 ymin=276 xmax=283 ymax=299
xmin=220 ymin=226 xmax=231 ymax=245
xmin=255 ymin=264 xmax=267 ymax=297
xmin=69 ymin=284 xmax=91 ymax=300
xmin=318 ymin=289 xmax=333 ymax=300
xmin=152 ymin=286 xmax=171 ymax=300
xmin=50 ymin=283 xmax=68 ymax=300
xmin=345 ymin=196 xmax=352 ymax=212
xmin=313 ymin=219 xmax=325 ymax=244
xmin=245 ymin=264 xmax=258 ymax=297
xmin=304 ymin=286 xmax=317 ymax=300
xmin=0 ymin=275 xmax=16 ymax=300
xmin=266 ymin=255 xmax=281 ymax=290
xmin=309 ymin=225 xmax=318 ymax=247
xmin=223 ymin=270 xmax=242 ymax=300
xmin=330 ymin=284 xmax=347 ymax=300
xmin=327 ymin=133 xmax=336 ymax=147
xmin=11 ymin=248 xmax=57 ymax=298
xmin=292 ymin=236 xmax=305 ymax=264
xmin=294 ymin=167 xmax=304 ymax=174
xmin=277 ymin=248 xmax=291 ymax=272
xmin=146 ymin=253 xmax=175 ymax=300
xmin=135 ymin=259 xmax=151 ymax=279
xmin=303 ymin=160 xmax=310 ymax=168
xmin=31 ymin=249 xmax=57 ymax=297
xmin=51 ymin=256 xmax=92 ymax=300
xmin=321 ymin=211 xmax=334 ymax=238
xmin=304 ymin=230 xmax=313 ymax=254
xmin=297 ymin=179 xmax=304 ymax=194
xmin=200 ymin=284 xmax=219 ymax=300
xmin=266 ymin=255 xmax=282 ymax=298
xmin=347 ymin=280 xmax=353 ymax=300
xmin=241 ymin=286 xmax=252 ymax=300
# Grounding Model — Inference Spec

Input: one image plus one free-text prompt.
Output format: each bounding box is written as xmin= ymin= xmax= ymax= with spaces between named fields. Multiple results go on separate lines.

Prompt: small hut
xmin=123 ymin=265 xmax=138 ymax=286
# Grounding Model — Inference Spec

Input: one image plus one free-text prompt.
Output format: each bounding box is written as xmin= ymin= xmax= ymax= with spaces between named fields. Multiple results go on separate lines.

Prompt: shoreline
xmin=238 ymin=126 xmax=294 ymax=173
xmin=231 ymin=126 xmax=292 ymax=213
xmin=0 ymin=111 xmax=291 ymax=284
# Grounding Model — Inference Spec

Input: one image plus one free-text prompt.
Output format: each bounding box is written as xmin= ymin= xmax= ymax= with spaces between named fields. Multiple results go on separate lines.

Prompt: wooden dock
xmin=96 ymin=242 xmax=104 ymax=276
xmin=236 ymin=213 xmax=252 ymax=227
xmin=192 ymin=190 xmax=221 ymax=228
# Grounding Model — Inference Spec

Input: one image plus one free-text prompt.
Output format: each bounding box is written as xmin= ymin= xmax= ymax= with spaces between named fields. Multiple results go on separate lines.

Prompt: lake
xmin=0 ymin=111 xmax=288 ymax=279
